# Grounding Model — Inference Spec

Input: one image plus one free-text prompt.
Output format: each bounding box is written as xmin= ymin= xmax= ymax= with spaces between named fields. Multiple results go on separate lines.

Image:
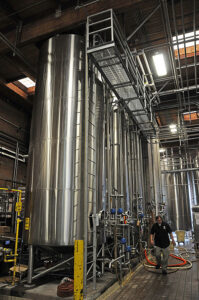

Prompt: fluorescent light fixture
xmin=170 ymin=128 xmax=177 ymax=134
xmin=18 ymin=77 xmax=35 ymax=88
xmin=173 ymin=30 xmax=199 ymax=50
xmin=159 ymin=148 xmax=166 ymax=153
xmin=169 ymin=124 xmax=176 ymax=129
xmin=153 ymin=53 xmax=167 ymax=76
xmin=169 ymin=124 xmax=177 ymax=134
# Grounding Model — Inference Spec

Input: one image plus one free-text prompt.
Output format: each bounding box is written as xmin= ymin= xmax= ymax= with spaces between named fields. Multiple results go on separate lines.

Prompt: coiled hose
xmin=144 ymin=249 xmax=193 ymax=270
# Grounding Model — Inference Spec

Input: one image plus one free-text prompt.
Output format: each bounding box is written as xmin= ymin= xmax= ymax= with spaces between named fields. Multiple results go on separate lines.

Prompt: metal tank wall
xmin=26 ymin=35 xmax=85 ymax=246
xmin=25 ymin=34 xmax=158 ymax=247
xmin=192 ymin=153 xmax=199 ymax=205
xmin=148 ymin=138 xmax=162 ymax=215
xmin=161 ymin=150 xmax=192 ymax=231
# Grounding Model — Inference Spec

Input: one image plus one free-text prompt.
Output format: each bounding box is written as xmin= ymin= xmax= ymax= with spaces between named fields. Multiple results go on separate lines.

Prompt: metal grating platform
xmin=86 ymin=9 xmax=158 ymax=136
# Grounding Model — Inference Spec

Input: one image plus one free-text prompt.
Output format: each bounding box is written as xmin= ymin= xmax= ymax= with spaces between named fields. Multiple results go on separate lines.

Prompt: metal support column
xmin=83 ymin=22 xmax=89 ymax=297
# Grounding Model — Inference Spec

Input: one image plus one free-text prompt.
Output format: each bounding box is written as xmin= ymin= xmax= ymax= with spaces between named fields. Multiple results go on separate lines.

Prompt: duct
xmin=26 ymin=35 xmax=85 ymax=246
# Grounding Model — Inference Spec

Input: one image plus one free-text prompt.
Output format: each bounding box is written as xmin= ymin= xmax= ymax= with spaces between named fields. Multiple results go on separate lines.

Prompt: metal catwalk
xmin=86 ymin=9 xmax=158 ymax=136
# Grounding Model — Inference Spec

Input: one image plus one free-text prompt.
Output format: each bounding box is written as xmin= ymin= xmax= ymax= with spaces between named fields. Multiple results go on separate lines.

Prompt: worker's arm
xmin=150 ymin=234 xmax=155 ymax=246
xmin=170 ymin=232 xmax=176 ymax=246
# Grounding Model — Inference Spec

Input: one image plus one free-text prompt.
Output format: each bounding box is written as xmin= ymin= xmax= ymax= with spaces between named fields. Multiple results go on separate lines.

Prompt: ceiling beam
xmin=0 ymin=83 xmax=32 ymax=111
xmin=0 ymin=0 xmax=141 ymax=55
xmin=4 ymin=55 xmax=37 ymax=81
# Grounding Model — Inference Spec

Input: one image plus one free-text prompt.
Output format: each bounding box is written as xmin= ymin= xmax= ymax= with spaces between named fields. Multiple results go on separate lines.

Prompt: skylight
xmin=173 ymin=31 xmax=199 ymax=50
xmin=173 ymin=31 xmax=199 ymax=59
xmin=18 ymin=77 xmax=36 ymax=88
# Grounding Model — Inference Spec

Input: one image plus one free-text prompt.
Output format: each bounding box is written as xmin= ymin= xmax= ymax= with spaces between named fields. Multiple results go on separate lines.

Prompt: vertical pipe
xmin=92 ymin=69 xmax=97 ymax=290
xmin=83 ymin=25 xmax=89 ymax=296
xmin=106 ymin=91 xmax=112 ymax=212
xmin=27 ymin=245 xmax=33 ymax=285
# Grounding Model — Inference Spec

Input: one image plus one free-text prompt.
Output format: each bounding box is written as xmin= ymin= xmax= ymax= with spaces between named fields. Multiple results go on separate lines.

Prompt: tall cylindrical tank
xmin=161 ymin=151 xmax=192 ymax=231
xmin=26 ymin=35 xmax=85 ymax=246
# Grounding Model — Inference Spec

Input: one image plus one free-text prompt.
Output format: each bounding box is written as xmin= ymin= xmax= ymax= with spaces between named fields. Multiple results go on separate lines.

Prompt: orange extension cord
xmin=144 ymin=249 xmax=187 ymax=267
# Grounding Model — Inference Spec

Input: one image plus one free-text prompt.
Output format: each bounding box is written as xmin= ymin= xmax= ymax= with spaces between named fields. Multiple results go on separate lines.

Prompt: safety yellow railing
xmin=0 ymin=188 xmax=22 ymax=285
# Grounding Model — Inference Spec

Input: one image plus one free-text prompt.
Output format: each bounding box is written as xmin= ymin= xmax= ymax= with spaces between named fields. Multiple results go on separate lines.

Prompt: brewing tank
xmin=161 ymin=153 xmax=192 ymax=231
xmin=26 ymin=35 xmax=85 ymax=246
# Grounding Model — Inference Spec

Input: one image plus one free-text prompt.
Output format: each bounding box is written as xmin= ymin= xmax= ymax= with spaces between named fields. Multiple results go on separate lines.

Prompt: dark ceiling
xmin=0 ymin=0 xmax=199 ymax=146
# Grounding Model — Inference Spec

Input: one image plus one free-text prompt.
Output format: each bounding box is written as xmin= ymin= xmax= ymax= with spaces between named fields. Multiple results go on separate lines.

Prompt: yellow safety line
xmin=96 ymin=263 xmax=143 ymax=300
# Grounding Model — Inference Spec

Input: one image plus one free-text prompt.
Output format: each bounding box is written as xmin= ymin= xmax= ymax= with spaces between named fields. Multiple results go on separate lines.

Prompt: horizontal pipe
xmin=157 ymin=85 xmax=199 ymax=96
xmin=0 ymin=151 xmax=25 ymax=163
xmin=161 ymin=167 xmax=199 ymax=174
xmin=31 ymin=256 xmax=74 ymax=281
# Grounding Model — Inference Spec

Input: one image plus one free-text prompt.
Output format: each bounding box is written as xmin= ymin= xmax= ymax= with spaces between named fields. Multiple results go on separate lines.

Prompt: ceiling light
xmin=169 ymin=124 xmax=176 ymax=129
xmin=152 ymin=53 xmax=167 ymax=76
xmin=18 ymin=77 xmax=35 ymax=88
xmin=159 ymin=148 xmax=166 ymax=153
xmin=170 ymin=128 xmax=177 ymax=134
xmin=169 ymin=124 xmax=177 ymax=134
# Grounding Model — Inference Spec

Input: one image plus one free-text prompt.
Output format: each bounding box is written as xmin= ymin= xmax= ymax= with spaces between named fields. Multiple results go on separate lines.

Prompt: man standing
xmin=150 ymin=215 xmax=176 ymax=274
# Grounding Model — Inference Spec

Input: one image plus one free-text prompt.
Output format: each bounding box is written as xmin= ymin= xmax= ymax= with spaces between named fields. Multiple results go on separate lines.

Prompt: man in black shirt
xmin=150 ymin=215 xmax=175 ymax=274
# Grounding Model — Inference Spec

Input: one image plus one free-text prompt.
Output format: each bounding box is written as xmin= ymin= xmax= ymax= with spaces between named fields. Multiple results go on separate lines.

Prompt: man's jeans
xmin=155 ymin=246 xmax=169 ymax=271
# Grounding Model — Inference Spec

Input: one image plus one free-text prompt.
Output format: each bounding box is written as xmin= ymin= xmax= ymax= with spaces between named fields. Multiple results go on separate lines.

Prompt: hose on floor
xmin=144 ymin=249 xmax=193 ymax=271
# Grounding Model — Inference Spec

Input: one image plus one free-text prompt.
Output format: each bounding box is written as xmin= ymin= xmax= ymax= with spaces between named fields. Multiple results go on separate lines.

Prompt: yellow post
xmin=12 ymin=189 xmax=22 ymax=285
xmin=74 ymin=240 xmax=84 ymax=300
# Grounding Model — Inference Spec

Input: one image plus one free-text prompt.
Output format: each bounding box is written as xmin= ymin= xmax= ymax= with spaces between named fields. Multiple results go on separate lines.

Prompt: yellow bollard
xmin=74 ymin=240 xmax=84 ymax=300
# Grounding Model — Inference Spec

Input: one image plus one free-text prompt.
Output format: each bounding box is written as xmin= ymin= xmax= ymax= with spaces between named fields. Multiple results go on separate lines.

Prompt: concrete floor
xmin=0 ymin=272 xmax=116 ymax=300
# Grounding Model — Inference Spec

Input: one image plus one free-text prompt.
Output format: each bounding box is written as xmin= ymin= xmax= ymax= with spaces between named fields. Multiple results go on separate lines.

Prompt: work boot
xmin=155 ymin=264 xmax=160 ymax=269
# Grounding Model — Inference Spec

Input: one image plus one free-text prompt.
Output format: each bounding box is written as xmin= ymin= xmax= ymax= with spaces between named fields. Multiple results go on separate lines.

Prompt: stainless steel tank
xmin=27 ymin=35 xmax=85 ymax=246
xmin=161 ymin=151 xmax=192 ymax=231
